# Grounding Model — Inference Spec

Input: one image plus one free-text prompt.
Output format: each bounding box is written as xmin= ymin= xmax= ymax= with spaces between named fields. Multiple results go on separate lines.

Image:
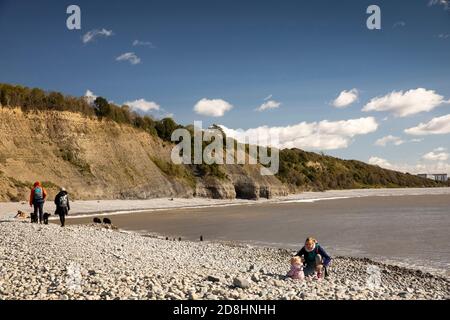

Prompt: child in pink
xmin=287 ymin=256 xmax=305 ymax=280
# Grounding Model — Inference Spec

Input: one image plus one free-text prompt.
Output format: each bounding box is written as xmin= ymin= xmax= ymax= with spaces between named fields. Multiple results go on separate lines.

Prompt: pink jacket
xmin=287 ymin=264 xmax=305 ymax=280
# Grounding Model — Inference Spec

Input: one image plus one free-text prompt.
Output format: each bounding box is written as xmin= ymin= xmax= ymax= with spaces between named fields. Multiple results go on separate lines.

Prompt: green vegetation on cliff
xmin=0 ymin=83 xmax=178 ymax=142
xmin=277 ymin=148 xmax=448 ymax=190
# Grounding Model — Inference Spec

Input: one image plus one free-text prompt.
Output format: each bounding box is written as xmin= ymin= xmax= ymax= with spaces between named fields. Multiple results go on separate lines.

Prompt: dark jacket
xmin=295 ymin=243 xmax=331 ymax=267
xmin=54 ymin=191 xmax=70 ymax=215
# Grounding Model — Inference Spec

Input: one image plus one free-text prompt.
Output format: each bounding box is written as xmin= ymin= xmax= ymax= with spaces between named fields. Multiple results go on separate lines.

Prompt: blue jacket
xmin=295 ymin=244 xmax=331 ymax=267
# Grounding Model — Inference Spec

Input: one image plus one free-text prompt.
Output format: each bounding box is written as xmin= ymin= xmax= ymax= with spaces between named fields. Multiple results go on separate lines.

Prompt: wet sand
xmin=67 ymin=194 xmax=450 ymax=275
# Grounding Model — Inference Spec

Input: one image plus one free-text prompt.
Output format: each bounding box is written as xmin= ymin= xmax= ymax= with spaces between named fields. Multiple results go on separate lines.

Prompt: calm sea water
xmin=70 ymin=194 xmax=450 ymax=275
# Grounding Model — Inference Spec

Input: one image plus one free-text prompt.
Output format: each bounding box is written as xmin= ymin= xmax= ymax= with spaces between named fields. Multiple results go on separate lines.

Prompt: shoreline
xmin=139 ymin=230 xmax=450 ymax=280
xmin=119 ymin=218 xmax=450 ymax=280
xmin=1 ymin=187 xmax=449 ymax=220
xmin=0 ymin=221 xmax=448 ymax=300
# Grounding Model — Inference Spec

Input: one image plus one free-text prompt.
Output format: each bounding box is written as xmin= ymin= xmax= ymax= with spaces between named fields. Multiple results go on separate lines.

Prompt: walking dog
xmin=43 ymin=212 xmax=51 ymax=225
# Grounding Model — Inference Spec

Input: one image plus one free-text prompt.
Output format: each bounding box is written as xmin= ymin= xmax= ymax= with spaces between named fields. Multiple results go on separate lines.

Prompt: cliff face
xmin=194 ymin=164 xmax=288 ymax=200
xmin=0 ymin=108 xmax=288 ymax=202
xmin=2 ymin=107 xmax=442 ymax=203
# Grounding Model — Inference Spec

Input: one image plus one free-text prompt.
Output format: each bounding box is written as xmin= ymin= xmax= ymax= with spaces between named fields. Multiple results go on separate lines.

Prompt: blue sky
xmin=0 ymin=0 xmax=449 ymax=173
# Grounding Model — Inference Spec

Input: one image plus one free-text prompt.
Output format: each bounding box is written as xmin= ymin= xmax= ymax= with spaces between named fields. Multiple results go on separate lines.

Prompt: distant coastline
xmin=1 ymin=187 xmax=449 ymax=221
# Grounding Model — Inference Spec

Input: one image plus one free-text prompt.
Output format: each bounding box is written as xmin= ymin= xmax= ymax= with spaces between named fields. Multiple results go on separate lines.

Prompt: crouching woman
xmin=295 ymin=237 xmax=331 ymax=279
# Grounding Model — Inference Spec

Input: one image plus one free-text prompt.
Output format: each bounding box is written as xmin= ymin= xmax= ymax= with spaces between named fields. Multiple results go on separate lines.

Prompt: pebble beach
xmin=0 ymin=221 xmax=448 ymax=300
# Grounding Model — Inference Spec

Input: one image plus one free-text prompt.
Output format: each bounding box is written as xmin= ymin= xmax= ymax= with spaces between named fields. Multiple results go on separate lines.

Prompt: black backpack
xmin=58 ymin=194 xmax=68 ymax=207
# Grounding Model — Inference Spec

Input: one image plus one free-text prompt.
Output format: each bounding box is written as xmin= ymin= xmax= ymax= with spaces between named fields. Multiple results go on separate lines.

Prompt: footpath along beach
xmin=0 ymin=221 xmax=448 ymax=300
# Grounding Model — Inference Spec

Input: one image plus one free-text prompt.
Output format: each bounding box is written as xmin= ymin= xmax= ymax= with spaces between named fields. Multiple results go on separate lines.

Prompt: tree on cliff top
xmin=93 ymin=97 xmax=112 ymax=118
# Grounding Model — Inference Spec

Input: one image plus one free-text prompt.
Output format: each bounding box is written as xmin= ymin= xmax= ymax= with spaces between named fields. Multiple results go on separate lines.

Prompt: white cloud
xmin=332 ymin=89 xmax=359 ymax=108
xmin=256 ymin=100 xmax=281 ymax=112
xmin=264 ymin=94 xmax=273 ymax=101
xmin=393 ymin=21 xmax=406 ymax=28
xmin=422 ymin=150 xmax=449 ymax=161
xmin=363 ymin=88 xmax=448 ymax=117
xmin=132 ymin=40 xmax=155 ymax=48
xmin=438 ymin=34 xmax=450 ymax=39
xmin=219 ymin=117 xmax=378 ymax=151
xmin=368 ymin=156 xmax=393 ymax=168
xmin=116 ymin=52 xmax=141 ymax=65
xmin=375 ymin=135 xmax=405 ymax=147
xmin=404 ymin=114 xmax=450 ymax=135
xmin=123 ymin=99 xmax=160 ymax=113
xmin=193 ymin=98 xmax=233 ymax=117
xmin=428 ymin=0 xmax=450 ymax=10
xmin=82 ymin=29 xmax=113 ymax=44
xmin=84 ymin=90 xmax=97 ymax=105
xmin=374 ymin=135 xmax=426 ymax=146
xmin=368 ymin=156 xmax=450 ymax=174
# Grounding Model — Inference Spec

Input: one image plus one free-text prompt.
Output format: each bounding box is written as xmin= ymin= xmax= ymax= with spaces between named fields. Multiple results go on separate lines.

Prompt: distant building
xmin=434 ymin=174 xmax=448 ymax=182
xmin=417 ymin=173 xmax=448 ymax=182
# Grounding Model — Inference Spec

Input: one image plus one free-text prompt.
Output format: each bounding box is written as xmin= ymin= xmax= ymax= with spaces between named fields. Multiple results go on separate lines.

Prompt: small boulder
xmin=233 ymin=277 xmax=251 ymax=289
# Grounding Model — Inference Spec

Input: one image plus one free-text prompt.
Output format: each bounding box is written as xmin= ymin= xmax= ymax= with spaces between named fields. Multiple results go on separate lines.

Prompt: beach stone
xmin=0 ymin=288 xmax=10 ymax=295
xmin=299 ymin=292 xmax=310 ymax=299
xmin=233 ymin=277 xmax=251 ymax=289
xmin=207 ymin=275 xmax=223 ymax=283
xmin=398 ymin=291 xmax=411 ymax=299
xmin=273 ymin=280 xmax=284 ymax=287
xmin=188 ymin=292 xmax=198 ymax=300
xmin=251 ymin=273 xmax=260 ymax=282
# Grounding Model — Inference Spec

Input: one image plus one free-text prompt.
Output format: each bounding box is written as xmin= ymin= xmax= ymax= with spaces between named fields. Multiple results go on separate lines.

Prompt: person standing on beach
xmin=295 ymin=237 xmax=331 ymax=279
xmin=54 ymin=187 xmax=70 ymax=227
xmin=29 ymin=181 xmax=47 ymax=224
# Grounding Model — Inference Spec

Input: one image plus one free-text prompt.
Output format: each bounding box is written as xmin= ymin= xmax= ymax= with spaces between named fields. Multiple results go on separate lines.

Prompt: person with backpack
xmin=29 ymin=181 xmax=47 ymax=224
xmin=54 ymin=187 xmax=70 ymax=227
xmin=295 ymin=237 xmax=331 ymax=279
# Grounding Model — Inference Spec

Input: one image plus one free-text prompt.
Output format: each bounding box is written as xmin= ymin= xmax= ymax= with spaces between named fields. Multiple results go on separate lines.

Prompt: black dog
xmin=93 ymin=217 xmax=102 ymax=224
xmin=103 ymin=218 xmax=112 ymax=225
xmin=30 ymin=212 xmax=38 ymax=223
xmin=43 ymin=212 xmax=50 ymax=225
